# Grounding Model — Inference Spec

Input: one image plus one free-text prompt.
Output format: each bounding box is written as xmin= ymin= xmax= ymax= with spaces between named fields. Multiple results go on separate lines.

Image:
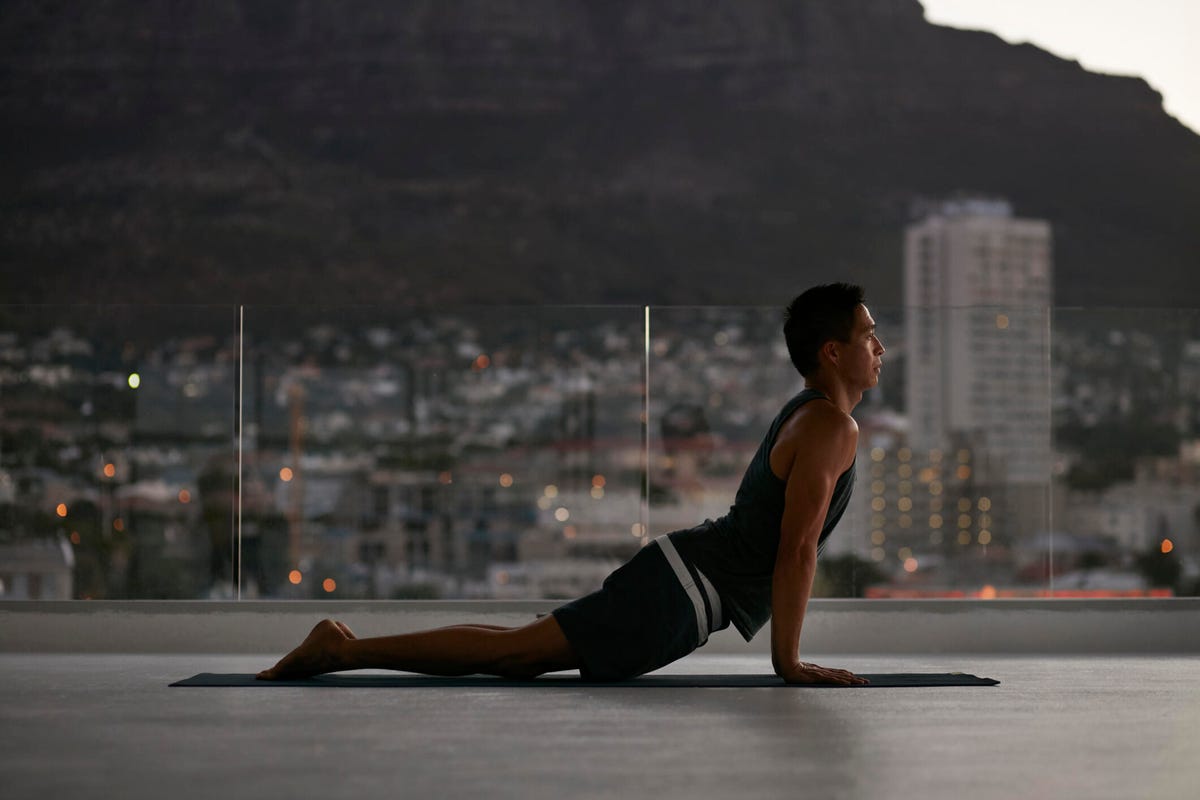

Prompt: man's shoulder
xmin=782 ymin=397 xmax=857 ymax=440
xmin=773 ymin=397 xmax=858 ymax=470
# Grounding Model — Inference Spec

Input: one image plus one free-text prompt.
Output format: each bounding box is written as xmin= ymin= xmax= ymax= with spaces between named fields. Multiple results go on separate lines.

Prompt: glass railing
xmin=2 ymin=304 xmax=1196 ymax=600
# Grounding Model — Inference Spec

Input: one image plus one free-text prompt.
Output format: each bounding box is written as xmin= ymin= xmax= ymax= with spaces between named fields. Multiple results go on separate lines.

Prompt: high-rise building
xmin=904 ymin=198 xmax=1052 ymax=500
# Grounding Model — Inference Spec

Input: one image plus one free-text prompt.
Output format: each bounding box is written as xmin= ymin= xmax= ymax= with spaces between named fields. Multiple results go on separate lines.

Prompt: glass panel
xmin=0 ymin=306 xmax=238 ymax=599
xmin=647 ymin=304 xmax=1055 ymax=599
xmin=1051 ymin=307 xmax=1200 ymax=597
xmin=897 ymin=305 xmax=1052 ymax=598
xmin=240 ymin=306 xmax=644 ymax=600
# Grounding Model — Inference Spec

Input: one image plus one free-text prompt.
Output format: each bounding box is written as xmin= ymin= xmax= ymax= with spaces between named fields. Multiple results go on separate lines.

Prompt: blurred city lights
xmin=438 ymin=471 xmax=452 ymax=484
xmin=279 ymin=467 xmax=294 ymax=482
xmin=979 ymin=585 xmax=998 ymax=600
xmin=288 ymin=570 xmax=302 ymax=585
xmin=55 ymin=503 xmax=68 ymax=518
xmin=113 ymin=518 xmax=125 ymax=532
xmin=1161 ymin=539 xmax=1174 ymax=554
xmin=543 ymin=484 xmax=558 ymax=498
xmin=499 ymin=473 xmax=514 ymax=488
xmin=903 ymin=557 xmax=919 ymax=573
xmin=178 ymin=489 xmax=191 ymax=504
xmin=323 ymin=578 xmax=336 ymax=593
xmin=554 ymin=507 xmax=570 ymax=522
xmin=127 ymin=373 xmax=141 ymax=389
xmin=103 ymin=463 xmax=116 ymax=478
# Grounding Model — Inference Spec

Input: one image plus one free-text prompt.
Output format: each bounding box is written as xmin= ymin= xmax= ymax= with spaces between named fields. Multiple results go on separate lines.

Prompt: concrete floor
xmin=2 ymin=653 xmax=1198 ymax=800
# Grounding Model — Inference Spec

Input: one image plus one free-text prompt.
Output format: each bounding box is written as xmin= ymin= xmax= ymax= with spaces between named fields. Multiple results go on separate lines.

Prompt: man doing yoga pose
xmin=259 ymin=283 xmax=883 ymax=685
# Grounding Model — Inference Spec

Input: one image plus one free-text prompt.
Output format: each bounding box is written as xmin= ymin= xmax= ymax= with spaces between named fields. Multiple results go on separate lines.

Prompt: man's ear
xmin=821 ymin=339 xmax=840 ymax=368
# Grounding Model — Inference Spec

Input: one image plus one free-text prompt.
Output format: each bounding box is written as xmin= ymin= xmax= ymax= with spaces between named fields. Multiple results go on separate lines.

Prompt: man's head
xmin=783 ymin=283 xmax=867 ymax=378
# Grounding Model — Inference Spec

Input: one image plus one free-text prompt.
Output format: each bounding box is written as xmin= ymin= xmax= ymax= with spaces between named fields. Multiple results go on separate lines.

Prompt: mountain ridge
xmin=2 ymin=0 xmax=1197 ymax=308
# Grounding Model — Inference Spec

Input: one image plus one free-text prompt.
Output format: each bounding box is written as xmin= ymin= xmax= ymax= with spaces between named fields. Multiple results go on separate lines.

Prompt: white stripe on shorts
xmin=654 ymin=535 xmax=718 ymax=645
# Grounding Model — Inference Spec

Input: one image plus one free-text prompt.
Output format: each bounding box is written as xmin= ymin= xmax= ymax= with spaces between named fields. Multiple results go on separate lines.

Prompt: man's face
xmin=839 ymin=304 xmax=885 ymax=389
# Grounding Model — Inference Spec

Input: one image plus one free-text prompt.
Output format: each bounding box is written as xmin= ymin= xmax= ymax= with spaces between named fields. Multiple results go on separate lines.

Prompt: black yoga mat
xmin=172 ymin=672 xmax=999 ymax=688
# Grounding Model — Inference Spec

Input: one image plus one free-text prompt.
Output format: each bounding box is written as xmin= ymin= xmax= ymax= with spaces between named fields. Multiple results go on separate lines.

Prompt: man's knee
xmin=490 ymin=623 xmax=574 ymax=679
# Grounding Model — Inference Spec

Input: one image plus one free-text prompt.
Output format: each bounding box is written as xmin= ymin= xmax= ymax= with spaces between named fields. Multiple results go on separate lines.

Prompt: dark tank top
xmin=667 ymin=388 xmax=856 ymax=641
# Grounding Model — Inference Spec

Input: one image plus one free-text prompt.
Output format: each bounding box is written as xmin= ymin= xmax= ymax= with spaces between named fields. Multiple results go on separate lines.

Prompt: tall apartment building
xmin=904 ymin=200 xmax=1053 ymax=539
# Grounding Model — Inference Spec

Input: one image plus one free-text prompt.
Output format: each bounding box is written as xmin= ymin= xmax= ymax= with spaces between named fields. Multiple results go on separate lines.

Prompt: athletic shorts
xmin=551 ymin=535 xmax=729 ymax=681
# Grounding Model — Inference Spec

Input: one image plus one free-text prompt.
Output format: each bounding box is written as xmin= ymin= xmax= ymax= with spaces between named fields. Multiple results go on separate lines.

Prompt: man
xmin=258 ymin=283 xmax=884 ymax=685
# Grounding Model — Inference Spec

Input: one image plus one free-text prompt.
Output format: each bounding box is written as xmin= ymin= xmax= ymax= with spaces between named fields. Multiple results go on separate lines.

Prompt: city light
xmin=473 ymin=354 xmax=491 ymax=370
xmin=978 ymin=497 xmax=992 ymax=511
xmin=630 ymin=523 xmax=645 ymax=537
xmin=288 ymin=570 xmax=302 ymax=585
xmin=903 ymin=557 xmax=919 ymax=573
xmin=554 ymin=507 xmax=570 ymax=522
xmin=956 ymin=465 xmax=971 ymax=479
xmin=563 ymin=525 xmax=577 ymax=539
xmin=871 ymin=530 xmax=886 ymax=545
xmin=178 ymin=489 xmax=191 ymax=504
xmin=69 ymin=531 xmax=81 ymax=545
xmin=438 ymin=471 xmax=452 ymax=484
xmin=958 ymin=498 xmax=972 ymax=512
xmin=592 ymin=474 xmax=606 ymax=488
xmin=127 ymin=373 xmax=141 ymax=389
xmin=536 ymin=496 xmax=552 ymax=510
xmin=590 ymin=486 xmax=604 ymax=499
xmin=1161 ymin=539 xmax=1174 ymax=554
xmin=870 ymin=447 xmax=885 ymax=462
xmin=929 ymin=514 xmax=943 ymax=528
xmin=979 ymin=530 xmax=993 ymax=545
xmin=113 ymin=518 xmax=125 ymax=532
xmin=871 ymin=497 xmax=886 ymax=511
xmin=499 ymin=473 xmax=514 ymax=488
xmin=103 ymin=463 xmax=116 ymax=478
xmin=979 ymin=585 xmax=998 ymax=600
xmin=55 ymin=503 xmax=68 ymax=518
xmin=996 ymin=313 xmax=1010 ymax=330
xmin=544 ymin=484 xmax=558 ymax=498
xmin=279 ymin=467 xmax=294 ymax=482
xmin=323 ymin=578 xmax=336 ymax=593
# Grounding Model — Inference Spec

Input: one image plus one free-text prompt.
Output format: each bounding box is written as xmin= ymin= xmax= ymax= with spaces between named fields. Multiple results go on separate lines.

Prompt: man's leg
xmin=256 ymin=615 xmax=580 ymax=681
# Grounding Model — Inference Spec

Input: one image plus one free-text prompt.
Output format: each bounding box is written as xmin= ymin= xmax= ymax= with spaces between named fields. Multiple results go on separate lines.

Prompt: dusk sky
xmin=921 ymin=0 xmax=1199 ymax=134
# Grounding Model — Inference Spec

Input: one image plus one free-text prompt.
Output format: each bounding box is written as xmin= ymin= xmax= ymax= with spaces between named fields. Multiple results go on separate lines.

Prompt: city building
xmin=904 ymin=198 xmax=1053 ymax=545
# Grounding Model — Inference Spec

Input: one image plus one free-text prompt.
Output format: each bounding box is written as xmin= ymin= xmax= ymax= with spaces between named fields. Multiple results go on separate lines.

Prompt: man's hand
xmin=777 ymin=660 xmax=870 ymax=686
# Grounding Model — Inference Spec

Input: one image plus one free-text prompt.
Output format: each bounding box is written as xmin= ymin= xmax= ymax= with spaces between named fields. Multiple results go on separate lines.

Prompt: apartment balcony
xmin=2 ymin=304 xmax=1199 ymax=798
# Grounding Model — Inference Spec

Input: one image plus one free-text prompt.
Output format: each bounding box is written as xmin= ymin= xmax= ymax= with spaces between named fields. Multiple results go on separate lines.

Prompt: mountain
xmin=2 ymin=0 xmax=1198 ymax=309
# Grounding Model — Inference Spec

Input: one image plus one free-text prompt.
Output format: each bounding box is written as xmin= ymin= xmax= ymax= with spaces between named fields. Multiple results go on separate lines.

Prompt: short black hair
xmin=783 ymin=283 xmax=865 ymax=377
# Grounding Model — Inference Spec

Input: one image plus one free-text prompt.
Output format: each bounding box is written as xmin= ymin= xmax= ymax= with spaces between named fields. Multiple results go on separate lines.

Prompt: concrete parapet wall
xmin=3 ymin=599 xmax=1198 ymax=654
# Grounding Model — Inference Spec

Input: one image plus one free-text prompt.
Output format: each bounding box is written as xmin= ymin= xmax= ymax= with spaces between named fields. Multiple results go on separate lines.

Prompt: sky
xmin=920 ymin=0 xmax=1200 ymax=134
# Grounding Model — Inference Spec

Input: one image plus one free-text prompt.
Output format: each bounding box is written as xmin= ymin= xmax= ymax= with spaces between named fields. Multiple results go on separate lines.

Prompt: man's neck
xmin=803 ymin=377 xmax=862 ymax=415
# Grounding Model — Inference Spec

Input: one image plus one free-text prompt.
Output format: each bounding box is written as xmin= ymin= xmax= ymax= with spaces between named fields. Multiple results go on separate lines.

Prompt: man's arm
xmin=769 ymin=404 xmax=867 ymax=686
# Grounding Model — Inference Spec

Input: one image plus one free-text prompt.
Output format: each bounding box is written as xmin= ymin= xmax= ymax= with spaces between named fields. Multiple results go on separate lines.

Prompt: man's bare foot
xmin=257 ymin=619 xmax=353 ymax=680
